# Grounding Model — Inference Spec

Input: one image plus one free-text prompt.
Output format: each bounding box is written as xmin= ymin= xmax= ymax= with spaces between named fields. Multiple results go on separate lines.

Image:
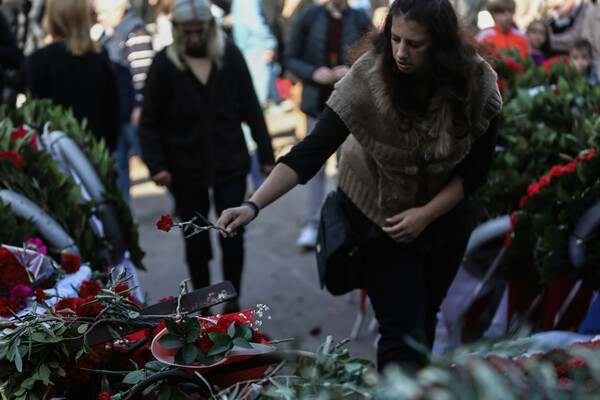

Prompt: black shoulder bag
xmin=315 ymin=190 xmax=377 ymax=296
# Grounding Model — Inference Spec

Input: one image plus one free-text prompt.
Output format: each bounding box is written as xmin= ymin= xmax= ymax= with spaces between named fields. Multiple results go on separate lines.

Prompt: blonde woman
xmin=25 ymin=0 xmax=119 ymax=151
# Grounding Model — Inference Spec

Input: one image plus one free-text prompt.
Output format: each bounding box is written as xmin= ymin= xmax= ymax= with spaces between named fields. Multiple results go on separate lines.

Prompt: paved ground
xmin=128 ymin=109 xmax=379 ymax=363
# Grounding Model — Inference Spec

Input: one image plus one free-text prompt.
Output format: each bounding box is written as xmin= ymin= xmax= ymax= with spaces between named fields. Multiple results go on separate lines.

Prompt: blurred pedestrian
xmin=581 ymin=0 xmax=600 ymax=82
xmin=25 ymin=0 xmax=119 ymax=150
xmin=139 ymin=0 xmax=275 ymax=313
xmin=568 ymin=38 xmax=598 ymax=85
xmin=547 ymin=0 xmax=590 ymax=55
xmin=95 ymin=0 xmax=154 ymax=203
xmin=476 ymin=0 xmax=529 ymax=60
xmin=218 ymin=0 xmax=502 ymax=371
xmin=526 ymin=19 xmax=551 ymax=65
xmin=284 ymin=0 xmax=371 ymax=249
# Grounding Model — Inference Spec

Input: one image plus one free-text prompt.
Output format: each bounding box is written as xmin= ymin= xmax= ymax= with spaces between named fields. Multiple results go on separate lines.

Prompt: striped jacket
xmin=99 ymin=11 xmax=154 ymax=121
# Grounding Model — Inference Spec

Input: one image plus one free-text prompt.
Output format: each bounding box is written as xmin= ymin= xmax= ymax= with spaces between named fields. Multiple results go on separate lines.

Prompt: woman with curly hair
xmin=218 ymin=0 xmax=502 ymax=371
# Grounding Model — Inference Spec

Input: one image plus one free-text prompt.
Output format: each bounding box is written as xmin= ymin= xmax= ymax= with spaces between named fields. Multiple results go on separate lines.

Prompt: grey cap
xmin=172 ymin=0 xmax=213 ymax=22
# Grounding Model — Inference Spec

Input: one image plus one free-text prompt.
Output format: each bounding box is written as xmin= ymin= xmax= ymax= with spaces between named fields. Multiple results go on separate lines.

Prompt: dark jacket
xmin=284 ymin=4 xmax=371 ymax=118
xmin=139 ymin=41 xmax=275 ymax=188
xmin=25 ymin=42 xmax=120 ymax=151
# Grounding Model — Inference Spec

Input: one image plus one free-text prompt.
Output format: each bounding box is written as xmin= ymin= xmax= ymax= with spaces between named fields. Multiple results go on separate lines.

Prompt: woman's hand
xmin=382 ymin=207 xmax=432 ymax=243
xmin=217 ymin=205 xmax=256 ymax=238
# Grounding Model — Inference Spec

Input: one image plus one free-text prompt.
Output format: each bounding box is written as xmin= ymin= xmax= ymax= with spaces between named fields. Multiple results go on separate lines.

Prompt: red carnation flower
xmin=550 ymin=165 xmax=566 ymax=178
xmin=585 ymin=148 xmax=596 ymax=159
xmin=97 ymin=393 xmax=112 ymax=400
xmin=11 ymin=126 xmax=37 ymax=149
xmin=594 ymin=104 xmax=600 ymax=112
xmin=79 ymin=280 xmax=102 ymax=297
xmin=61 ymin=254 xmax=81 ymax=274
xmin=157 ymin=214 xmax=174 ymax=232
xmin=505 ymin=56 xmax=525 ymax=73
xmin=55 ymin=297 xmax=85 ymax=316
xmin=510 ymin=211 xmax=518 ymax=229
xmin=504 ymin=231 xmax=512 ymax=249
xmin=33 ymin=288 xmax=46 ymax=303
xmin=523 ymin=141 xmax=528 ymax=148
xmin=77 ymin=295 xmax=104 ymax=317
xmin=538 ymin=175 xmax=551 ymax=187
xmin=0 ymin=247 xmax=30 ymax=297
xmin=527 ymin=182 xmax=540 ymax=197
xmin=497 ymin=79 xmax=508 ymax=92
xmin=114 ymin=284 xmax=129 ymax=294
xmin=0 ymin=150 xmax=23 ymax=170
xmin=519 ymin=195 xmax=528 ymax=209
xmin=0 ymin=297 xmax=14 ymax=318
xmin=566 ymin=162 xmax=577 ymax=174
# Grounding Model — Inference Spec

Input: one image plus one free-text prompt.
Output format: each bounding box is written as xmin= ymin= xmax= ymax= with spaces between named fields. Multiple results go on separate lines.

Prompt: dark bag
xmin=316 ymin=190 xmax=374 ymax=296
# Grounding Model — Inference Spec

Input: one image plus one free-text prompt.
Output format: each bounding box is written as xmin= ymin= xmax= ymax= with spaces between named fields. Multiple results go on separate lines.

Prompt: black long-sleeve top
xmin=25 ymin=42 xmax=120 ymax=151
xmin=279 ymin=106 xmax=499 ymax=197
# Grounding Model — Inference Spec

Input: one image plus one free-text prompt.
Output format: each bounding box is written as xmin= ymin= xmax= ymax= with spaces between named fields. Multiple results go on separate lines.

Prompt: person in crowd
xmin=526 ymin=19 xmax=551 ymax=65
xmin=547 ymin=0 xmax=590 ymax=55
xmin=581 ymin=0 xmax=599 ymax=82
xmin=217 ymin=0 xmax=502 ymax=371
xmin=568 ymin=38 xmax=598 ymax=85
xmin=0 ymin=11 xmax=22 ymax=107
xmin=284 ymin=0 xmax=371 ymax=250
xmin=25 ymin=0 xmax=119 ymax=150
xmin=95 ymin=0 xmax=154 ymax=203
xmin=230 ymin=0 xmax=277 ymax=109
xmin=139 ymin=0 xmax=275 ymax=313
xmin=148 ymin=0 xmax=174 ymax=50
xmin=476 ymin=0 xmax=529 ymax=60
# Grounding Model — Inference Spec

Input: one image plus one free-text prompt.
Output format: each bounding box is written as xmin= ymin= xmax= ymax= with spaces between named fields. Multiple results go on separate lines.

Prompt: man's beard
xmin=185 ymin=44 xmax=208 ymax=58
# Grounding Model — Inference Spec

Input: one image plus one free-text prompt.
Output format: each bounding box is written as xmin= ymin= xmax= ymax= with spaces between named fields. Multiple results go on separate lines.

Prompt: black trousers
xmin=339 ymin=189 xmax=477 ymax=371
xmin=172 ymin=175 xmax=247 ymax=293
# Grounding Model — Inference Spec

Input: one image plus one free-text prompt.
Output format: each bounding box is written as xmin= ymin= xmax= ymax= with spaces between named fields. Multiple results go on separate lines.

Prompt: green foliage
xmin=475 ymin=56 xmax=600 ymax=220
xmin=0 ymin=99 xmax=145 ymax=270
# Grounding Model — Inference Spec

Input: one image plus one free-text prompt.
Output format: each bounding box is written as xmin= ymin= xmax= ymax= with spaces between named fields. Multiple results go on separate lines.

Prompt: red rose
xmin=538 ymin=175 xmax=551 ymax=187
xmin=79 ymin=280 xmax=102 ymax=297
xmin=156 ymin=214 xmax=174 ymax=232
xmin=519 ymin=195 xmax=528 ymax=209
xmin=0 ymin=150 xmax=23 ymax=170
xmin=61 ymin=254 xmax=81 ymax=274
xmin=527 ymin=182 xmax=540 ymax=197
xmin=550 ymin=165 xmax=566 ymax=178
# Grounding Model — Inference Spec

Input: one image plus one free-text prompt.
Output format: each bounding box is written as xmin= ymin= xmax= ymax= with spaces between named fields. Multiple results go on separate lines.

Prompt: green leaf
xmin=14 ymin=346 xmax=22 ymax=372
xmin=123 ymin=369 xmax=146 ymax=384
xmin=157 ymin=384 xmax=171 ymax=400
xmin=37 ymin=363 xmax=52 ymax=386
xmin=158 ymin=333 xmax=185 ymax=349
xmin=207 ymin=333 xmax=232 ymax=356
xmin=228 ymin=321 xmax=236 ymax=338
xmin=181 ymin=343 xmax=199 ymax=365
xmin=232 ymin=337 xmax=253 ymax=349
xmin=77 ymin=324 xmax=89 ymax=334
xmin=183 ymin=317 xmax=200 ymax=343
xmin=165 ymin=319 xmax=183 ymax=336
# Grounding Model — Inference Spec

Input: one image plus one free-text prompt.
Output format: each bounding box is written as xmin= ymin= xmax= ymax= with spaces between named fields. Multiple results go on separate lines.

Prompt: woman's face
xmin=390 ymin=16 xmax=432 ymax=76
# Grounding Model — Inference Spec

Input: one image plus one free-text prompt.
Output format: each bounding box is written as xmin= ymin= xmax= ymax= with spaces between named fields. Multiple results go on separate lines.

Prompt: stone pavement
xmin=128 ymin=109 xmax=378 ymax=363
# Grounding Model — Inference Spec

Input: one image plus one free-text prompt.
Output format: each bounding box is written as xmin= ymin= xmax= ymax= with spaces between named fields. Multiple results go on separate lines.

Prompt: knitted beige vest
xmin=327 ymin=50 xmax=503 ymax=226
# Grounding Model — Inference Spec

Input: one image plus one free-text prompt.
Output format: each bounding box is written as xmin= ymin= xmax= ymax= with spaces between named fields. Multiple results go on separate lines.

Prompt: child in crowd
xmin=527 ymin=19 xmax=551 ymax=65
xmin=568 ymin=38 xmax=599 ymax=86
xmin=476 ymin=0 xmax=529 ymax=60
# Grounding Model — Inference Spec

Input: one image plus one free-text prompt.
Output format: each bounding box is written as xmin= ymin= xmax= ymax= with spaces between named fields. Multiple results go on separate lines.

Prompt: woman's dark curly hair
xmin=373 ymin=0 xmax=484 ymax=132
